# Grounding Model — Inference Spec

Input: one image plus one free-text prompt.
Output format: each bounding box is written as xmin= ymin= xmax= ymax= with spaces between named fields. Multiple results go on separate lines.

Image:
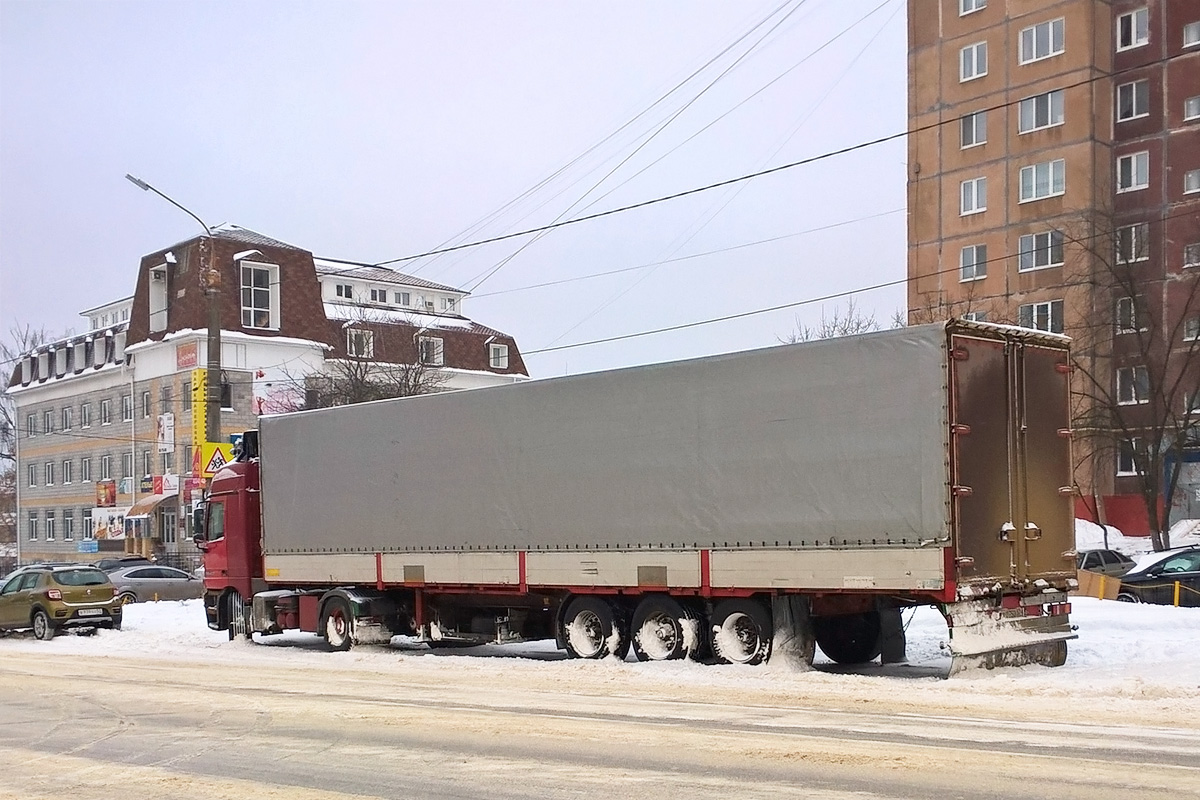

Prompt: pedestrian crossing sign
xmin=201 ymin=442 xmax=235 ymax=477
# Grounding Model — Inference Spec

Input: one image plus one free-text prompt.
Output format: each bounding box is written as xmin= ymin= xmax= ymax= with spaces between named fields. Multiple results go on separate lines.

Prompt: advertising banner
xmin=95 ymin=480 xmax=117 ymax=507
xmin=92 ymin=506 xmax=130 ymax=540
xmin=157 ymin=412 xmax=175 ymax=453
xmin=175 ymin=341 xmax=198 ymax=370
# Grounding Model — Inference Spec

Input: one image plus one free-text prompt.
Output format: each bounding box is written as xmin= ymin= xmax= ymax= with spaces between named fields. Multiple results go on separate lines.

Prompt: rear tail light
xmin=46 ymin=589 xmax=62 ymax=600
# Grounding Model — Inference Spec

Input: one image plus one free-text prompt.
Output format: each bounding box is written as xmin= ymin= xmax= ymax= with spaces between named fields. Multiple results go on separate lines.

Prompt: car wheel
xmin=1116 ymin=592 xmax=1141 ymax=603
xmin=118 ymin=592 xmax=137 ymax=605
xmin=32 ymin=609 xmax=56 ymax=641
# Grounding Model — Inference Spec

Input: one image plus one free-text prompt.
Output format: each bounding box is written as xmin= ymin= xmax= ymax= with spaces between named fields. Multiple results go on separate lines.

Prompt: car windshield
xmin=52 ymin=568 xmax=109 ymax=586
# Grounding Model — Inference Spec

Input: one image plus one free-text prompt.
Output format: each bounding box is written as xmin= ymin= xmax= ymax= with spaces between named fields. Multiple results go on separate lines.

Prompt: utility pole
xmin=125 ymin=175 xmax=222 ymax=445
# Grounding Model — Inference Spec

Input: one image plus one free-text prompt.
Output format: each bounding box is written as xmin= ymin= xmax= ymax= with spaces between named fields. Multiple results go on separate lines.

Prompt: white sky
xmin=0 ymin=1 xmax=909 ymax=378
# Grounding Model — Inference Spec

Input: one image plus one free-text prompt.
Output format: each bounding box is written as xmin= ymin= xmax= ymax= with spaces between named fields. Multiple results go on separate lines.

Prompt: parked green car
xmin=0 ymin=565 xmax=122 ymax=639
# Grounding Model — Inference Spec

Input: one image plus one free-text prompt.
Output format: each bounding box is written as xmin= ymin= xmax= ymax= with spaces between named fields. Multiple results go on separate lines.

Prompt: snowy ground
xmin=5 ymin=595 xmax=1198 ymax=725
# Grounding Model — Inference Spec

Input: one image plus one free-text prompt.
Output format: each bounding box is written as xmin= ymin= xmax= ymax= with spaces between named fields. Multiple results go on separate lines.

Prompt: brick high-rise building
xmin=907 ymin=1 xmax=1200 ymax=534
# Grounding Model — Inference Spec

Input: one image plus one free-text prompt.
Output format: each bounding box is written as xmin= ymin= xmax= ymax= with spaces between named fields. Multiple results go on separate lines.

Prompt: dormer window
xmin=370 ymin=288 xmax=389 ymax=304
xmin=441 ymin=297 xmax=457 ymax=313
xmin=149 ymin=264 xmax=169 ymax=333
xmin=396 ymin=291 xmax=410 ymax=306
xmin=489 ymin=343 xmax=509 ymax=369
xmin=240 ymin=262 xmax=280 ymax=329
xmin=335 ymin=284 xmax=353 ymax=299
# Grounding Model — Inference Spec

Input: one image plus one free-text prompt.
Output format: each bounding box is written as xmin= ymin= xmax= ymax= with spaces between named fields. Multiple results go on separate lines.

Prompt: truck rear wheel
xmin=562 ymin=596 xmax=628 ymax=659
xmin=631 ymin=595 xmax=700 ymax=662
xmin=323 ymin=597 xmax=353 ymax=652
xmin=813 ymin=609 xmax=882 ymax=665
xmin=711 ymin=598 xmax=772 ymax=665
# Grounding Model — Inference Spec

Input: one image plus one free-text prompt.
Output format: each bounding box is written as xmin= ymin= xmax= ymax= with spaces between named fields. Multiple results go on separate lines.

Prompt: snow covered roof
xmin=211 ymin=223 xmax=304 ymax=251
xmin=322 ymin=303 xmax=475 ymax=331
xmin=314 ymin=259 xmax=464 ymax=294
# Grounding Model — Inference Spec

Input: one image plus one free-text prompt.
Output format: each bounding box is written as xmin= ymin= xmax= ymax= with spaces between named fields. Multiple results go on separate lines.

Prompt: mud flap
xmin=768 ymin=596 xmax=815 ymax=669
xmin=944 ymin=594 xmax=1074 ymax=675
xmin=878 ymin=602 xmax=907 ymax=664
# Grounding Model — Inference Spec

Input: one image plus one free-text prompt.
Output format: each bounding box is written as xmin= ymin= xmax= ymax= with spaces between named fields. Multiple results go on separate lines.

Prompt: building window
xmin=335 ymin=284 xmax=353 ymax=299
xmin=1117 ymin=8 xmax=1149 ymax=51
xmin=396 ymin=291 xmax=410 ymax=306
xmin=63 ymin=511 xmax=74 ymax=542
xmin=1116 ymin=151 xmax=1149 ymax=193
xmin=1018 ymin=230 xmax=1065 ymax=271
xmin=1115 ymin=223 xmax=1150 ymax=264
xmin=183 ymin=382 xmax=192 ymax=411
xmin=184 ymin=445 xmax=193 ymax=473
xmin=121 ymin=393 xmax=133 ymax=422
xmin=960 ymin=41 xmax=988 ymax=82
xmin=240 ymin=262 xmax=279 ymax=329
xmin=1018 ymin=300 xmax=1064 ymax=334
xmin=163 ymin=452 xmax=174 ymax=473
xmin=1185 ymin=169 xmax=1200 ymax=195
xmin=960 ymin=0 xmax=985 ymax=15
xmin=44 ymin=409 xmax=53 ymax=434
xmin=26 ymin=413 xmax=36 ymax=437
xmin=100 ymin=399 xmax=112 ymax=425
xmin=1185 ymin=243 xmax=1200 ymax=269
xmin=80 ymin=457 xmax=91 ymax=482
xmin=1116 ymin=80 xmax=1149 ymax=121
xmin=490 ymin=343 xmax=510 ymax=369
xmin=347 ymin=328 xmax=374 ymax=359
xmin=1117 ymin=366 xmax=1150 ymax=405
xmin=44 ymin=462 xmax=54 ymax=486
xmin=142 ymin=390 xmax=151 ymax=418
xmin=1188 ymin=97 xmax=1200 ymax=122
xmin=62 ymin=459 xmax=72 ymax=485
xmin=370 ymin=288 xmax=388 ymax=303
xmin=1019 ymin=159 xmax=1066 ymax=202
xmin=61 ymin=407 xmax=72 ymax=431
xmin=45 ymin=511 xmax=55 ymax=541
xmin=1116 ymin=297 xmax=1144 ymax=334
xmin=27 ymin=464 xmax=36 ymax=488
xmin=441 ymin=297 xmax=457 ymax=313
xmin=1185 ymin=316 xmax=1200 ymax=341
xmin=960 ymin=177 xmax=987 ymax=215
xmin=1018 ymin=89 xmax=1064 ymax=133
xmin=418 ymin=336 xmax=444 ymax=366
xmin=27 ymin=512 xmax=37 ymax=542
xmin=221 ymin=379 xmax=233 ymax=411
xmin=960 ymin=111 xmax=986 ymax=148
xmin=1117 ymin=438 xmax=1142 ymax=476
xmin=122 ymin=452 xmax=133 ymax=479
xmin=961 ymin=312 xmax=987 ymax=322
xmin=960 ymin=244 xmax=987 ymax=281
xmin=1019 ymin=18 xmax=1065 ymax=64
xmin=81 ymin=402 xmax=91 ymax=428
xmin=160 ymin=386 xmax=172 ymax=414
xmin=142 ymin=450 xmax=152 ymax=477
xmin=1185 ymin=21 xmax=1200 ymax=48
xmin=101 ymin=455 xmax=112 ymax=481
xmin=83 ymin=509 xmax=94 ymax=540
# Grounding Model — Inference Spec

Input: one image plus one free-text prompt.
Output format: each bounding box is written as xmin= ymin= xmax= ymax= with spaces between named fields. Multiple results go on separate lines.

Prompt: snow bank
xmin=1074 ymin=518 xmax=1156 ymax=556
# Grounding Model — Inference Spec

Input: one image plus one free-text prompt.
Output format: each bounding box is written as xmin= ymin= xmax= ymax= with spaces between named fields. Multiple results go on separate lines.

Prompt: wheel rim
xmin=566 ymin=609 xmax=606 ymax=658
xmin=120 ymin=594 xmax=135 ymax=605
xmin=638 ymin=612 xmax=679 ymax=660
xmin=327 ymin=610 xmax=348 ymax=646
xmin=33 ymin=614 xmax=46 ymax=638
xmin=714 ymin=612 xmax=762 ymax=664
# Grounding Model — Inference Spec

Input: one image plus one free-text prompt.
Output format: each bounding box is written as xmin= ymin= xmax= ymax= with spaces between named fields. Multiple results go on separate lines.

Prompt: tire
xmin=813 ymin=609 xmax=882 ymax=665
xmin=32 ymin=609 xmax=56 ymax=641
xmin=631 ymin=595 xmax=701 ymax=662
xmin=225 ymin=591 xmax=250 ymax=640
xmin=561 ymin=596 xmax=629 ymax=660
xmin=323 ymin=596 xmax=354 ymax=652
xmin=1116 ymin=592 xmax=1140 ymax=603
xmin=118 ymin=592 xmax=137 ymax=605
xmin=710 ymin=598 xmax=773 ymax=665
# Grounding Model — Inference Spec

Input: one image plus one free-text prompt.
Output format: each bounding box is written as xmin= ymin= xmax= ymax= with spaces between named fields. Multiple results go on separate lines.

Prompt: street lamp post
xmin=125 ymin=175 xmax=223 ymax=446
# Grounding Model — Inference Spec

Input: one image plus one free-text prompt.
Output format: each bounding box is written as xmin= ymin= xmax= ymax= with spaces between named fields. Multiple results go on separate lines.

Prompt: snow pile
xmin=1168 ymin=518 xmax=1200 ymax=548
xmin=1074 ymin=518 xmax=1156 ymax=556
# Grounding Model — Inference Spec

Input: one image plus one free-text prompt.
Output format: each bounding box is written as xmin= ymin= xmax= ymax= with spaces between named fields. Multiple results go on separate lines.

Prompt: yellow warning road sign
xmin=201 ymin=442 xmax=235 ymax=477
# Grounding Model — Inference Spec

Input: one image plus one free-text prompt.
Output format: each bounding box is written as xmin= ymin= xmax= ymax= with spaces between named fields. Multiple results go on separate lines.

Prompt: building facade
xmin=7 ymin=225 xmax=528 ymax=565
xmin=907 ymin=0 xmax=1200 ymax=532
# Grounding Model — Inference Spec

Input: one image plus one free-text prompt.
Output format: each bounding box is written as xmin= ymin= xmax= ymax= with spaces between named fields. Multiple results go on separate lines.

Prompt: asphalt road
xmin=0 ymin=650 xmax=1196 ymax=800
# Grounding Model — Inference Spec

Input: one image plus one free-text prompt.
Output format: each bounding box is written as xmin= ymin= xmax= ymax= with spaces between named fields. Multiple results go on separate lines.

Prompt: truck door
xmin=950 ymin=332 xmax=1072 ymax=587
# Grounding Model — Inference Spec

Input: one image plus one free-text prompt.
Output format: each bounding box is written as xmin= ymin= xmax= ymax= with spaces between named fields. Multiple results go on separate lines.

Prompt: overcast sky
xmin=0 ymin=0 xmax=908 ymax=378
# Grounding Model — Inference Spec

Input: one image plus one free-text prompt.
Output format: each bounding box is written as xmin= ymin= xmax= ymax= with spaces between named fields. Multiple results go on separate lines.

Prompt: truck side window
xmin=206 ymin=502 xmax=226 ymax=542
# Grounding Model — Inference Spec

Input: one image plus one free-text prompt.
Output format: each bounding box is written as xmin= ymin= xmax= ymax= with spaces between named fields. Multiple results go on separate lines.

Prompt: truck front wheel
xmin=323 ymin=597 xmax=353 ymax=652
xmin=813 ymin=610 xmax=882 ymax=665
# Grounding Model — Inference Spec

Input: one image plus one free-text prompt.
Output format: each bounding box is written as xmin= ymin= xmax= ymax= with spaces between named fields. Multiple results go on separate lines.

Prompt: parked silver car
xmin=107 ymin=565 xmax=204 ymax=603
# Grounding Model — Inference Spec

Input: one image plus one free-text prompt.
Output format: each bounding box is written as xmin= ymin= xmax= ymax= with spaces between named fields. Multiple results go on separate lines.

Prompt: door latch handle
xmin=1024 ymin=522 xmax=1042 ymax=541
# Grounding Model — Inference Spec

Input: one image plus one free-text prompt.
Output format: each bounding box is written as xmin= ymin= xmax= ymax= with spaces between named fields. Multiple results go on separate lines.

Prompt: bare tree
xmin=296 ymin=356 xmax=448 ymax=410
xmin=781 ymin=297 xmax=881 ymax=343
xmin=1062 ymin=206 xmax=1200 ymax=552
xmin=1 ymin=324 xmax=51 ymax=466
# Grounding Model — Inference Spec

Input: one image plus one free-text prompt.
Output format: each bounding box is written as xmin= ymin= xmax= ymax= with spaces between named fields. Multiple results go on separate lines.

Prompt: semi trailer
xmin=196 ymin=320 xmax=1078 ymax=671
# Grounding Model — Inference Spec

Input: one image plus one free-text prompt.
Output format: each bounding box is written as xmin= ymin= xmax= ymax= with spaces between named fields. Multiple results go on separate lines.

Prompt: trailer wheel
xmin=631 ymin=595 xmax=700 ymax=662
xmin=710 ymin=598 xmax=772 ymax=665
xmin=323 ymin=597 xmax=353 ymax=652
xmin=813 ymin=610 xmax=882 ymax=665
xmin=562 ymin=596 xmax=628 ymax=659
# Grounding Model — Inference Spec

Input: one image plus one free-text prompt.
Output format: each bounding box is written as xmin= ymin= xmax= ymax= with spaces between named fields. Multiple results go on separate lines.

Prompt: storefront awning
xmin=126 ymin=492 xmax=178 ymax=520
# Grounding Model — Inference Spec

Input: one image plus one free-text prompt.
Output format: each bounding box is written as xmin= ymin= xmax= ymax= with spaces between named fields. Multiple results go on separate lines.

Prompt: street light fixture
xmin=125 ymin=174 xmax=223 ymax=446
